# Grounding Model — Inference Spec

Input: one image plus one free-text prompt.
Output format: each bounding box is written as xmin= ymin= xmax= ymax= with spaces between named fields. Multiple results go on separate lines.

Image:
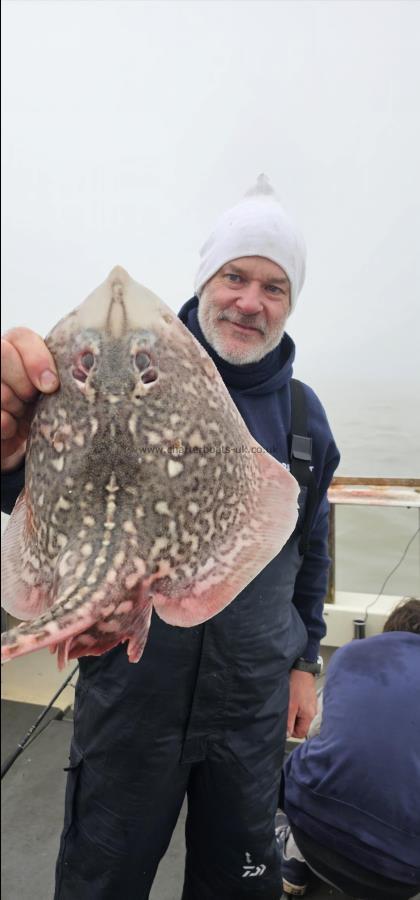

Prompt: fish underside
xmin=1 ymin=267 xmax=299 ymax=669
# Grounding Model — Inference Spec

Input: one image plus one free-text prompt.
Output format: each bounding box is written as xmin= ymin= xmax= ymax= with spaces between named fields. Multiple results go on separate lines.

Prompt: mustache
xmin=217 ymin=311 xmax=267 ymax=335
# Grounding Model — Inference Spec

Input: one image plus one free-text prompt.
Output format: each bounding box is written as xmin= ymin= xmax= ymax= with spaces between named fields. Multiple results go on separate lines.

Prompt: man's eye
xmin=266 ymin=285 xmax=284 ymax=295
xmin=224 ymin=273 xmax=242 ymax=283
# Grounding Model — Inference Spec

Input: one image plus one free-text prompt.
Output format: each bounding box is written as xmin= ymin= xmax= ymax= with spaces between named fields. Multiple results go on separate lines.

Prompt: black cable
xmin=362 ymin=526 xmax=420 ymax=625
xmin=1 ymin=663 xmax=79 ymax=779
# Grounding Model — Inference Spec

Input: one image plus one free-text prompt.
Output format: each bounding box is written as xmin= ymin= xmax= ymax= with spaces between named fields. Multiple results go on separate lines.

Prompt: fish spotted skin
xmin=1 ymin=267 xmax=299 ymax=668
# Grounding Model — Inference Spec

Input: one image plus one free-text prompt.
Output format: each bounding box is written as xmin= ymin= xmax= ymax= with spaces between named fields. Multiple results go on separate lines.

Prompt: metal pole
xmin=326 ymin=503 xmax=336 ymax=603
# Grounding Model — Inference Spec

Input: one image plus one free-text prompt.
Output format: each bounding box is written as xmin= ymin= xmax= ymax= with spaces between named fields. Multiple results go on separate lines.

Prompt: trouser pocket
xmin=61 ymin=741 xmax=83 ymax=837
xmin=54 ymin=741 xmax=83 ymax=898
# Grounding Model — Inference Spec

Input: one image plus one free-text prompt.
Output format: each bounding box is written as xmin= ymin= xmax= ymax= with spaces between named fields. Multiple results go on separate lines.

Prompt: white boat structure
xmin=324 ymin=476 xmax=420 ymax=649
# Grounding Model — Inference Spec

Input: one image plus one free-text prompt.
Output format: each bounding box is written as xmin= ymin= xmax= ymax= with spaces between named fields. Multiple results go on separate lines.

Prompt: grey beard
xmin=197 ymin=305 xmax=284 ymax=365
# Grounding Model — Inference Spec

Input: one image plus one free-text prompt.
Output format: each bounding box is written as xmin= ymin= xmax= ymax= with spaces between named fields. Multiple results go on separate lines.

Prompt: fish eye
xmin=72 ymin=348 xmax=95 ymax=383
xmin=80 ymin=351 xmax=94 ymax=370
xmin=135 ymin=351 xmax=151 ymax=371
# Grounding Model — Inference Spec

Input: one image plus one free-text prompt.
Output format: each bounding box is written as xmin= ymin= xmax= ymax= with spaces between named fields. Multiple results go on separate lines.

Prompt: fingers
xmin=1 ymin=383 xmax=28 ymax=419
xmin=291 ymin=714 xmax=312 ymax=740
xmin=1 ymin=408 xmax=32 ymax=441
xmin=1 ymin=441 xmax=27 ymax=472
xmin=287 ymin=702 xmax=298 ymax=739
xmin=288 ymin=669 xmax=318 ymax=739
xmin=1 ymin=328 xmax=59 ymax=398
xmin=1 ymin=410 xmax=18 ymax=440
xmin=1 ymin=381 xmax=36 ymax=468
xmin=287 ymin=701 xmax=310 ymax=739
xmin=1 ymin=383 xmax=35 ymax=442
xmin=1 ymin=328 xmax=59 ymax=471
xmin=1 ymin=436 xmax=28 ymax=469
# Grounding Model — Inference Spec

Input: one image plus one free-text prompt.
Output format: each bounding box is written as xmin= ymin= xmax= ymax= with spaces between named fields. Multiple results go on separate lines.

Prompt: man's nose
xmin=234 ymin=283 xmax=263 ymax=314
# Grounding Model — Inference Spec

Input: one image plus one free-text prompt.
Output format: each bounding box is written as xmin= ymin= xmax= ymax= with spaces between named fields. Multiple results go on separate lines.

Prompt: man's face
xmin=197 ymin=257 xmax=290 ymax=365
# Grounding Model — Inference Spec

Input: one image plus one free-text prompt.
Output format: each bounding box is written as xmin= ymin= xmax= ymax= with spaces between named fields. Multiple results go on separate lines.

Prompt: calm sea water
xmin=322 ymin=381 xmax=419 ymax=598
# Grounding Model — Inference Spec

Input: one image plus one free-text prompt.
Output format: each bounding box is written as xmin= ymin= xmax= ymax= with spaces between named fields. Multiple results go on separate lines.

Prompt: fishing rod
xmin=1 ymin=664 xmax=79 ymax=780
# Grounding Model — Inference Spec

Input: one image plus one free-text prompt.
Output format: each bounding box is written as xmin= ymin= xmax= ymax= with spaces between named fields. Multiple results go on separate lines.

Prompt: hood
xmin=178 ymin=296 xmax=295 ymax=396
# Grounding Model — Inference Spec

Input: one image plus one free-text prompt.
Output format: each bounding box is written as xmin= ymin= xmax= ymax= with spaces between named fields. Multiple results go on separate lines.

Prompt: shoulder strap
xmin=289 ymin=379 xmax=319 ymax=555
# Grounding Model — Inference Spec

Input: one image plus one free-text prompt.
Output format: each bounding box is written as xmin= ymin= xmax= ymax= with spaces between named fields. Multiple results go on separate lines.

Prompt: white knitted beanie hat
xmin=194 ymin=174 xmax=306 ymax=312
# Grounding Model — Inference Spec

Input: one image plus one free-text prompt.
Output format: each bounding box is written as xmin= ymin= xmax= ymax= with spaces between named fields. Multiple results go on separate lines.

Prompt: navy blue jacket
xmin=282 ymin=631 xmax=420 ymax=886
xmin=1 ymin=299 xmax=339 ymax=661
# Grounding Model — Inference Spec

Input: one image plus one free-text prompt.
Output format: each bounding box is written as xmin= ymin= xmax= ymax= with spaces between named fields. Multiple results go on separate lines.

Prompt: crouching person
xmin=278 ymin=598 xmax=420 ymax=899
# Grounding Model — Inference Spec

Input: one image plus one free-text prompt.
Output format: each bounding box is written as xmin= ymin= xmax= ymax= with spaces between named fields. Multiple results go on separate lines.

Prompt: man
xmin=279 ymin=597 xmax=420 ymax=899
xmin=1 ymin=175 xmax=340 ymax=900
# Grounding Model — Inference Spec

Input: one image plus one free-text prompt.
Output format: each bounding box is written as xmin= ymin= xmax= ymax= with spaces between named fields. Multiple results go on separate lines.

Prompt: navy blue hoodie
xmin=1 ymin=298 xmax=339 ymax=661
xmin=282 ymin=631 xmax=420 ymax=886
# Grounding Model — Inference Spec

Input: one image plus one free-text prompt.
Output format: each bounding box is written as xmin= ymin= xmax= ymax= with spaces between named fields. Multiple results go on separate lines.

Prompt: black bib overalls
xmin=54 ymin=505 xmax=308 ymax=900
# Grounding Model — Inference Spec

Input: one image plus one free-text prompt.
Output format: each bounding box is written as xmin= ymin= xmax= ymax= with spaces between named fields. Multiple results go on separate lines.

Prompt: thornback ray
xmin=1 ymin=266 xmax=299 ymax=668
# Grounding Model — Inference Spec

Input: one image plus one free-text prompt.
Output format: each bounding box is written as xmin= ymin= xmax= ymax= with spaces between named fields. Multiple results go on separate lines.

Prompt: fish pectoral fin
xmin=1 ymin=490 xmax=53 ymax=620
xmin=152 ymin=448 xmax=299 ymax=627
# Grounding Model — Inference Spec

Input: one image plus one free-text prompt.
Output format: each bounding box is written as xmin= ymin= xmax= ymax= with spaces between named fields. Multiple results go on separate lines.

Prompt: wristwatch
xmin=292 ymin=655 xmax=323 ymax=675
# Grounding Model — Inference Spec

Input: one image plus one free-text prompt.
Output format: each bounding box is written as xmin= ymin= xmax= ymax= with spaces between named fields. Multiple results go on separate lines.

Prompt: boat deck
xmin=5 ymin=698 xmax=415 ymax=900
xmin=2 ymin=620 xmax=419 ymax=900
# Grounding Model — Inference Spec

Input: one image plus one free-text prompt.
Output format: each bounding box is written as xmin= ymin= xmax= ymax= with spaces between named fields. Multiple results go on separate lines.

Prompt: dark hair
xmin=383 ymin=598 xmax=420 ymax=635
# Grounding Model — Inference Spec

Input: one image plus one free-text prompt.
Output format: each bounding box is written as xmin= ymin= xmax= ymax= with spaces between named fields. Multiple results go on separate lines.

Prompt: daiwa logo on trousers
xmin=242 ymin=852 xmax=267 ymax=877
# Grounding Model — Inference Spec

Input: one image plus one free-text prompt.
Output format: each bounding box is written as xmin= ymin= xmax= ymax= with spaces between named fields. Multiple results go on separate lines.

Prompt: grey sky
xmin=2 ymin=0 xmax=419 ymax=403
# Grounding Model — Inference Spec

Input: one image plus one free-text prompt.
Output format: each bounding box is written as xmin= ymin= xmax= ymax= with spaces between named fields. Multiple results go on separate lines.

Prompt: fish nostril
xmin=73 ymin=367 xmax=88 ymax=383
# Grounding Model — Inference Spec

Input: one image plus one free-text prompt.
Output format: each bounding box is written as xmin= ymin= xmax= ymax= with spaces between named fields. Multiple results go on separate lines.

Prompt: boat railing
xmin=326 ymin=477 xmax=420 ymax=603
